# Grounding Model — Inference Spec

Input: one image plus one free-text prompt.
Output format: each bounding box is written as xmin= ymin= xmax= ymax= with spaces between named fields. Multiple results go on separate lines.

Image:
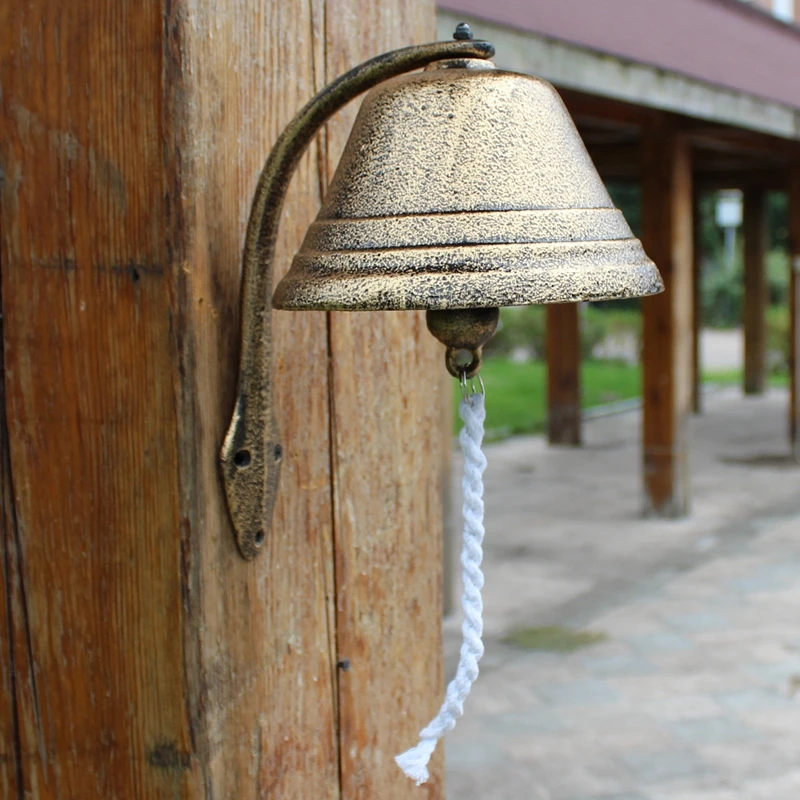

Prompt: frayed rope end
xmin=395 ymin=737 xmax=438 ymax=785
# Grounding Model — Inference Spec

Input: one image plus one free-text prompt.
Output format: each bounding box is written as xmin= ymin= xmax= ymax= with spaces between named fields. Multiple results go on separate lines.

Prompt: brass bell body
xmin=274 ymin=59 xmax=663 ymax=312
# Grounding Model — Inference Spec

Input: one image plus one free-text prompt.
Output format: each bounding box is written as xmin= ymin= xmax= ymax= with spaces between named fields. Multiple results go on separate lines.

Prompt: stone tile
xmin=628 ymin=632 xmax=692 ymax=653
xmin=536 ymin=679 xmax=620 ymax=707
xmin=648 ymin=788 xmax=740 ymax=800
xmin=715 ymin=688 xmax=794 ymax=713
xmin=621 ymin=750 xmax=711 ymax=785
xmin=747 ymin=769 xmax=800 ymax=799
xmin=580 ymin=651 xmax=656 ymax=677
xmin=444 ymin=736 xmax=506 ymax=771
xmin=725 ymin=563 xmax=798 ymax=594
xmin=664 ymin=611 xmax=729 ymax=633
xmin=483 ymin=709 xmax=567 ymax=736
xmin=738 ymin=707 xmax=800 ymax=738
xmin=699 ymin=737 xmax=800 ymax=782
xmin=669 ymin=716 xmax=756 ymax=745
xmin=571 ymin=794 xmax=648 ymax=800
xmin=637 ymin=694 xmax=725 ymax=722
xmin=513 ymin=753 xmax=638 ymax=799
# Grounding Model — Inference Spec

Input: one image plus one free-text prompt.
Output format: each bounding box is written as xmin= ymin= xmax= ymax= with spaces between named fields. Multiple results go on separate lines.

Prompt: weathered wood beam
xmin=547 ymin=304 xmax=582 ymax=446
xmin=743 ymin=188 xmax=768 ymax=395
xmin=685 ymin=125 xmax=796 ymax=161
xmin=584 ymin=141 xmax=641 ymax=182
xmin=641 ymin=123 xmax=694 ymax=516
xmin=559 ymin=87 xmax=665 ymax=131
xmin=694 ymin=169 xmax=787 ymax=191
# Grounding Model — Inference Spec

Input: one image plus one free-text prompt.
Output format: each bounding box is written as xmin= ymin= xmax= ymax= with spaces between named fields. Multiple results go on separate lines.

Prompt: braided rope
xmin=396 ymin=391 xmax=487 ymax=785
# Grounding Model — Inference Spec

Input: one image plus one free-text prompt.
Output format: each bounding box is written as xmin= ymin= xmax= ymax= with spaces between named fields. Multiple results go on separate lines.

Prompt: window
xmin=773 ymin=0 xmax=794 ymax=21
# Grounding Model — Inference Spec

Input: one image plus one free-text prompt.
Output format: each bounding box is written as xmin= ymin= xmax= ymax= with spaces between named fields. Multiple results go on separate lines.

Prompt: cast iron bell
xmin=221 ymin=28 xmax=664 ymax=559
xmin=275 ymin=59 xmax=661 ymax=314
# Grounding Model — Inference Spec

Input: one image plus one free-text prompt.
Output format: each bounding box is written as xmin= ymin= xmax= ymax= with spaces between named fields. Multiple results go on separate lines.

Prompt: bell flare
xmin=273 ymin=237 xmax=662 ymax=311
xmin=273 ymin=63 xmax=664 ymax=311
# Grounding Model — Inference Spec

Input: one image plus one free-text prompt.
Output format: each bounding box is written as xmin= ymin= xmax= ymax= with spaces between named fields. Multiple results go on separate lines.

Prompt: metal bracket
xmin=219 ymin=35 xmax=495 ymax=559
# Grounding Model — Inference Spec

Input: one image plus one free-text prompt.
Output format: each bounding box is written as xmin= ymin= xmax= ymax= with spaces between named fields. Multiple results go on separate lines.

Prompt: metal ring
xmin=459 ymin=371 xmax=485 ymax=401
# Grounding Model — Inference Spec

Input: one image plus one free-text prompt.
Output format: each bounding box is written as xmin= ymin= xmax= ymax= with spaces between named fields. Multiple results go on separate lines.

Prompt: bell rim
xmin=273 ymin=243 xmax=664 ymax=311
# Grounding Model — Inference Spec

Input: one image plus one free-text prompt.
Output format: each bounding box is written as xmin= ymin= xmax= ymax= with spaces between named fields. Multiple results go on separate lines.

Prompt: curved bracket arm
xmin=220 ymin=37 xmax=495 ymax=559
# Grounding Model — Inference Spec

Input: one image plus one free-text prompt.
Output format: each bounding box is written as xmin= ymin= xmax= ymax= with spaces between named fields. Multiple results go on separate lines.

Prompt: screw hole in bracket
xmin=233 ymin=449 xmax=251 ymax=468
xmin=254 ymin=529 xmax=265 ymax=546
xmin=274 ymin=444 xmax=283 ymax=462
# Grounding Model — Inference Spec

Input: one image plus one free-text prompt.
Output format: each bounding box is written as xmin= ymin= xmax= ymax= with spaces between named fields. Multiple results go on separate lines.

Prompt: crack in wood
xmin=1 ymin=257 xmax=28 ymax=799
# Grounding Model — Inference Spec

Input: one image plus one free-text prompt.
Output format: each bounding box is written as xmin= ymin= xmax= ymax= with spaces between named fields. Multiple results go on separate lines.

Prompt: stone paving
xmin=442 ymin=388 xmax=800 ymax=799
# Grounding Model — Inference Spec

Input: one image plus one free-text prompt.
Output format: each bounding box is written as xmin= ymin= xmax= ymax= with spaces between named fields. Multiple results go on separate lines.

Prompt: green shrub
xmin=702 ymin=260 xmax=742 ymax=329
xmin=767 ymin=250 xmax=789 ymax=308
xmin=701 ymin=250 xmax=788 ymax=330
xmin=485 ymin=306 xmax=547 ymax=357
xmin=767 ymin=305 xmax=789 ymax=374
xmin=486 ymin=305 xmax=637 ymax=361
xmin=580 ymin=308 xmax=609 ymax=359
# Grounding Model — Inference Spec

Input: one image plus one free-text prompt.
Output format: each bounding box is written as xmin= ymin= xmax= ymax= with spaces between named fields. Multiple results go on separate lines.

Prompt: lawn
xmin=453 ymin=358 xmax=788 ymax=439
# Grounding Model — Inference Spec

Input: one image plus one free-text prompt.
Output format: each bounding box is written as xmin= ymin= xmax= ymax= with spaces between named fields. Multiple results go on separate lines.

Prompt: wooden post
xmin=789 ymin=167 xmax=800 ymax=457
xmin=641 ymin=123 xmax=694 ymax=516
xmin=743 ymin=187 xmax=768 ymax=395
xmin=692 ymin=190 xmax=703 ymax=413
xmin=0 ymin=2 xmax=441 ymax=799
xmin=546 ymin=304 xmax=582 ymax=446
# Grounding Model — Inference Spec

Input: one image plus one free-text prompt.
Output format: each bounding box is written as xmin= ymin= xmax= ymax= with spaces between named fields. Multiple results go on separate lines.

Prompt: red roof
xmin=440 ymin=0 xmax=800 ymax=110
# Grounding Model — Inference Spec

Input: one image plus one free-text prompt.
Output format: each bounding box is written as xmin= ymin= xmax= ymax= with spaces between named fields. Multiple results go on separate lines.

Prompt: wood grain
xmin=546 ymin=304 xmax=582 ymax=446
xmin=2 ymin=0 xmax=437 ymax=796
xmin=2 ymin=4 xmax=192 ymax=797
xmin=743 ymin=187 xmax=767 ymax=396
xmin=641 ymin=124 xmax=694 ymax=516
xmin=324 ymin=2 xmax=445 ymax=798
xmin=171 ymin=1 xmax=339 ymax=797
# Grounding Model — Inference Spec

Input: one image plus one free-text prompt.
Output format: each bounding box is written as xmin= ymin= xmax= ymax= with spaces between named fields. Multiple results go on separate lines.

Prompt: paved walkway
xmin=443 ymin=388 xmax=800 ymax=799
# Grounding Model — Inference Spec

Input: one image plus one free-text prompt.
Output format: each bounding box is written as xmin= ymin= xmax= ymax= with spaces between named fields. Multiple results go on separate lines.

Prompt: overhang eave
xmin=438 ymin=10 xmax=800 ymax=143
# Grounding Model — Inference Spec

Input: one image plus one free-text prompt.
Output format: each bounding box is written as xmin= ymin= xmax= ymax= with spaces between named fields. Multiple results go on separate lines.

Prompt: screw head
xmin=453 ymin=22 xmax=473 ymax=41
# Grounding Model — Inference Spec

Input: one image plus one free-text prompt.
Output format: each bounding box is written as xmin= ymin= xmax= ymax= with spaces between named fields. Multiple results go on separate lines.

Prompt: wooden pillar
xmin=692 ymin=190 xmax=703 ymax=413
xmin=743 ymin=188 xmax=768 ymax=395
xmin=789 ymin=167 xmax=800 ymax=457
xmin=546 ymin=304 xmax=582 ymax=445
xmin=0 ymin=2 xmax=441 ymax=799
xmin=641 ymin=123 xmax=694 ymax=516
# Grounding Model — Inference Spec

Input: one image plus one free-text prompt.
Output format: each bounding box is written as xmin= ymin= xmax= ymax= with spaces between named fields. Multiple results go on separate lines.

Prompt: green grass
xmin=704 ymin=368 xmax=789 ymax=388
xmin=454 ymin=358 xmax=788 ymax=439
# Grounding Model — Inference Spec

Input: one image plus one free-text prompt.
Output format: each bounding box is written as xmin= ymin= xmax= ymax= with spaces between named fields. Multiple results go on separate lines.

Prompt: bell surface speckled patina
xmin=273 ymin=58 xmax=663 ymax=312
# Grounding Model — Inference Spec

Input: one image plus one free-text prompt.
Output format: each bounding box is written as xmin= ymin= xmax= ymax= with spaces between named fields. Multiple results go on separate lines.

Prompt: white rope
xmin=396 ymin=390 xmax=487 ymax=785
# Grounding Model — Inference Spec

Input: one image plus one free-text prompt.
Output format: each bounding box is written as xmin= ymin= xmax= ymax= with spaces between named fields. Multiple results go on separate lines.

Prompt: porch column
xmin=789 ymin=167 xmax=800 ymax=456
xmin=692 ymin=190 xmax=703 ymax=413
xmin=743 ymin=187 xmax=768 ymax=395
xmin=641 ymin=124 xmax=694 ymax=516
xmin=547 ymin=303 xmax=582 ymax=445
